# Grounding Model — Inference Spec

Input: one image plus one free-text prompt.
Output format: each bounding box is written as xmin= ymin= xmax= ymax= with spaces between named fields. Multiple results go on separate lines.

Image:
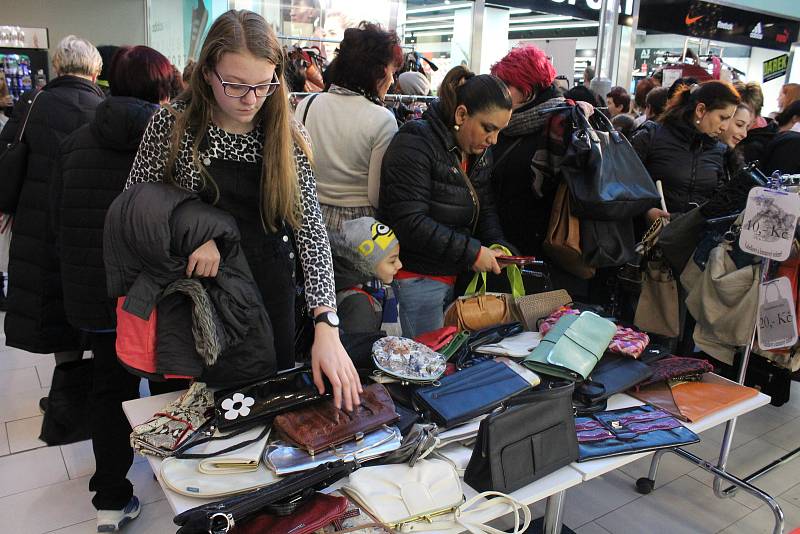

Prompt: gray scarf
xmin=162 ymin=279 xmax=227 ymax=366
xmin=502 ymin=97 xmax=567 ymax=137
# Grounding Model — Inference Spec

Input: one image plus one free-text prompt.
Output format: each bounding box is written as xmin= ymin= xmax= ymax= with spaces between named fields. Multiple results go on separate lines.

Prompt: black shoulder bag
xmin=464 ymin=380 xmax=577 ymax=493
xmin=0 ymin=90 xmax=41 ymax=213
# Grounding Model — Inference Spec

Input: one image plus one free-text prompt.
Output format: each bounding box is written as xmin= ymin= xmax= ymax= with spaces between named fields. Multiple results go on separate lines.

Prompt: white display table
xmin=122 ymin=376 xmax=773 ymax=534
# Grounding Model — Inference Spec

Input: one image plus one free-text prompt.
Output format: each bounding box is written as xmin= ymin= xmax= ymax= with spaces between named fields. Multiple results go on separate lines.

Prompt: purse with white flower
xmin=213 ymin=367 xmax=330 ymax=432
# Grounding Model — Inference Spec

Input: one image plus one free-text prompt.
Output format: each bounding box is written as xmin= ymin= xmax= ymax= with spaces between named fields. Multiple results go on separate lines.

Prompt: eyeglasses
xmin=213 ymin=70 xmax=281 ymax=98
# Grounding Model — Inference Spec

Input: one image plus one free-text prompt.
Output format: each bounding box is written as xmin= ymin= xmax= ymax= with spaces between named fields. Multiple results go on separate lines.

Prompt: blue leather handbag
xmin=412 ymin=360 xmax=540 ymax=428
xmin=575 ymin=404 xmax=700 ymax=462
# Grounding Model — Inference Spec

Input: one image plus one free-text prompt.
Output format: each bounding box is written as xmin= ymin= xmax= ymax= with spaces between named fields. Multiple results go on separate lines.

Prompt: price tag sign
xmin=739 ymin=187 xmax=800 ymax=262
xmin=758 ymin=277 xmax=798 ymax=351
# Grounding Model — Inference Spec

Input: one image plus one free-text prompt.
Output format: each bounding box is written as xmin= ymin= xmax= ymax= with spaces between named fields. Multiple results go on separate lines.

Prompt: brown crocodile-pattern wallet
xmin=273 ymin=383 xmax=399 ymax=455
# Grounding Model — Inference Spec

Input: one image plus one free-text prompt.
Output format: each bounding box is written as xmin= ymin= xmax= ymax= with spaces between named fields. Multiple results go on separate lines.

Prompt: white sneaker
xmin=96 ymin=496 xmax=141 ymax=532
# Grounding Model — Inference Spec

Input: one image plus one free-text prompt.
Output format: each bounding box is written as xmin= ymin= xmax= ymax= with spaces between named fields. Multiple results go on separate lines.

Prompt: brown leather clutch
xmin=273 ymin=383 xmax=399 ymax=455
xmin=630 ymin=373 xmax=758 ymax=422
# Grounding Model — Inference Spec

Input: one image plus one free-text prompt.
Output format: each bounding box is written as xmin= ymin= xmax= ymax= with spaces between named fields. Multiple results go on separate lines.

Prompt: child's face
xmin=375 ymin=245 xmax=402 ymax=285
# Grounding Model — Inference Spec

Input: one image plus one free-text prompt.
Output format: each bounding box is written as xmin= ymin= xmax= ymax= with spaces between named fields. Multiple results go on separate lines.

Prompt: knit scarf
xmin=496 ymin=96 xmax=572 ymax=198
xmin=502 ymin=97 xmax=568 ymax=137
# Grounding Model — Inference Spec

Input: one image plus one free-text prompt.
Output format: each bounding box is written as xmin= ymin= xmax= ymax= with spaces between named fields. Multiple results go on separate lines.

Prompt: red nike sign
xmin=685 ymin=14 xmax=703 ymax=25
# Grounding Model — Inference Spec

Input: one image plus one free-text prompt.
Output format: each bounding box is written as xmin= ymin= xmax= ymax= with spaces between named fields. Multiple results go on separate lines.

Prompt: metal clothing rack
xmin=289 ymin=91 xmax=438 ymax=104
xmin=277 ymin=34 xmax=416 ymax=50
xmin=636 ymin=171 xmax=796 ymax=534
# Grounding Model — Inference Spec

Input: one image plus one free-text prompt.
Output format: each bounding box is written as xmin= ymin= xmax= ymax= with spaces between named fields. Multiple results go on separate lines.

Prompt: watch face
xmin=327 ymin=312 xmax=340 ymax=327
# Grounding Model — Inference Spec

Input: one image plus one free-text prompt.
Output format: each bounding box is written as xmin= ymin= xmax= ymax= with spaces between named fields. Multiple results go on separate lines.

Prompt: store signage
xmin=548 ymin=0 xmax=633 ymax=16
xmin=504 ymin=0 xmax=633 ymax=25
xmin=638 ymin=0 xmax=800 ymax=52
xmin=763 ymin=54 xmax=789 ymax=83
xmin=758 ymin=277 xmax=798 ymax=351
xmin=750 ymin=22 xmax=764 ymax=41
xmin=739 ymin=188 xmax=800 ymax=262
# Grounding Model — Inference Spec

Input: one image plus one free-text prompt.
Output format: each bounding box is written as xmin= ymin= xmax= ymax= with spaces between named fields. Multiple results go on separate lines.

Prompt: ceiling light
xmin=510 ymin=15 xmax=573 ymax=24
xmin=404 ymin=23 xmax=454 ymax=31
xmin=510 ymin=21 xmax=599 ymax=31
xmin=405 ymin=29 xmax=455 ymax=37
xmin=406 ymin=3 xmax=472 ymax=14
xmin=405 ymin=15 xmax=455 ymax=24
xmin=508 ymin=8 xmax=532 ymax=14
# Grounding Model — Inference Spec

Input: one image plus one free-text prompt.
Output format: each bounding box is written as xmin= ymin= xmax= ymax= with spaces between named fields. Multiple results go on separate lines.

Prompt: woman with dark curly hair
xmin=295 ymin=22 xmax=402 ymax=232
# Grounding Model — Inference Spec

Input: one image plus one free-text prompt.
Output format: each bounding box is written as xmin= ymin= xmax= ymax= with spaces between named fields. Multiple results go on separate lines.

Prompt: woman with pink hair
xmin=489 ymin=45 xmax=590 ymax=296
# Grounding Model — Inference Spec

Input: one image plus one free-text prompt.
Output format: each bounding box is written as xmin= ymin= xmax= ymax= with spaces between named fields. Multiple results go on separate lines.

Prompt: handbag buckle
xmin=209 ymin=512 xmax=234 ymax=533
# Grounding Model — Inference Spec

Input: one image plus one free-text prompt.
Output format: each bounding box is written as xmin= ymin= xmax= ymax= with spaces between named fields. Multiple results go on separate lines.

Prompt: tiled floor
xmin=2 ymin=338 xmax=800 ymax=534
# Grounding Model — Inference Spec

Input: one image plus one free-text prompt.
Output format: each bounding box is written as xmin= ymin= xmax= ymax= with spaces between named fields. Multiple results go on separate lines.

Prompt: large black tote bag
xmin=561 ymin=106 xmax=660 ymax=221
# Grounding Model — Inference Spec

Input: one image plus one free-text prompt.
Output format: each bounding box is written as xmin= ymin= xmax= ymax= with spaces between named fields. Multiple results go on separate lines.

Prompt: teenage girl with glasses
xmin=127 ymin=10 xmax=362 ymax=410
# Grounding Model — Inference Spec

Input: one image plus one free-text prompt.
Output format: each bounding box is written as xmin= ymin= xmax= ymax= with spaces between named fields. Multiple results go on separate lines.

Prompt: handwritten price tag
xmin=758 ymin=277 xmax=798 ymax=351
xmin=739 ymin=188 xmax=800 ymax=262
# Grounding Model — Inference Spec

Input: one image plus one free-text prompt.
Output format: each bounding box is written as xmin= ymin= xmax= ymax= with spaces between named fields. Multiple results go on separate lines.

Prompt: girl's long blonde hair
xmin=165 ymin=9 xmax=309 ymax=231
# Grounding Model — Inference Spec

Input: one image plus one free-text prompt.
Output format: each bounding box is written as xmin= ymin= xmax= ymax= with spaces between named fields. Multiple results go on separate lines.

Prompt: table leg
xmin=543 ymin=490 xmax=566 ymax=534
xmin=635 ymin=449 xmax=668 ymax=494
xmin=671 ymin=447 xmax=785 ymax=534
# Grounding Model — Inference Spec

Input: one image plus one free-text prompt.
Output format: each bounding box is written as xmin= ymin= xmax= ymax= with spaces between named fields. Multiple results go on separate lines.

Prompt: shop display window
xmin=148 ymin=0 xmax=476 ymax=94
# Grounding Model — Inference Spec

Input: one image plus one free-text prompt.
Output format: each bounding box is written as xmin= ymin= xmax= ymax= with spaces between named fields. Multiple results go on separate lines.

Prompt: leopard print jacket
xmin=126 ymin=102 xmax=336 ymax=311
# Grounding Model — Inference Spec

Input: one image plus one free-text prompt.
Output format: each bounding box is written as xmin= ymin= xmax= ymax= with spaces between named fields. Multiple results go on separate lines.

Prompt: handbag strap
xmin=301 ymin=93 xmax=319 ymax=126
xmin=463 ymin=245 xmax=525 ymax=299
xmin=10 ymin=90 xmax=42 ymax=145
xmin=173 ymin=421 xmax=270 ymax=459
xmin=403 ymin=491 xmax=532 ymax=534
xmin=489 ymin=137 xmax=524 ymax=174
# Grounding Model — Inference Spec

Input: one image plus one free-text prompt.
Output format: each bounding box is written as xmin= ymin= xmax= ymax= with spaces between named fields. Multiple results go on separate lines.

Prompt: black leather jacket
xmin=379 ymin=102 xmax=507 ymax=275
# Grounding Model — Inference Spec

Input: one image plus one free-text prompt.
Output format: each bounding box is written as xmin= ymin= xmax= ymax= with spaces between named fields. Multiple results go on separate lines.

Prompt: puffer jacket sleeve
xmin=380 ymin=130 xmax=482 ymax=270
xmin=631 ymin=125 xmax=655 ymax=166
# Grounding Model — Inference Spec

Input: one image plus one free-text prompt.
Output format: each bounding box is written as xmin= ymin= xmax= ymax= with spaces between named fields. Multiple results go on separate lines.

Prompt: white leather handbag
xmin=341 ymin=459 xmax=532 ymax=533
xmin=160 ymin=426 xmax=278 ymax=498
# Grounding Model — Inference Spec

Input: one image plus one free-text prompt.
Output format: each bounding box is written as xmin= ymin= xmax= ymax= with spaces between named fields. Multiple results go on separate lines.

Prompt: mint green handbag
xmin=523 ymin=312 xmax=617 ymax=381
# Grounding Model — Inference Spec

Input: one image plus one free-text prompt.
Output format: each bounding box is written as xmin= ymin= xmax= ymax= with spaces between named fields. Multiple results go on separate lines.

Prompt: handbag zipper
xmin=427 ymin=366 xmax=510 ymax=399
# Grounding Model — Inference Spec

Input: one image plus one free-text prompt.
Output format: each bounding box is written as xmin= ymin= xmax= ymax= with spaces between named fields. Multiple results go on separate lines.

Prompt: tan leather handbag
xmin=542 ymin=183 xmax=596 ymax=280
xmin=444 ymin=268 xmax=523 ymax=332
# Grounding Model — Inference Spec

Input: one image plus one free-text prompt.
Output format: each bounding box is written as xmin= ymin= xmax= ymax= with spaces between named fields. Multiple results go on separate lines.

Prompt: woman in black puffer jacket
xmin=0 ymin=36 xmax=105 ymax=355
xmin=631 ymin=80 xmax=740 ymax=216
xmin=379 ymin=66 xmax=512 ymax=338
xmin=50 ymin=45 xmax=173 ymax=530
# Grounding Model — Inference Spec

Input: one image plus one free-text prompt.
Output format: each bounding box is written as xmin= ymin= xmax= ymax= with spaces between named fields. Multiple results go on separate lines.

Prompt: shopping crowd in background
xmin=2 ymin=8 xmax=800 ymax=532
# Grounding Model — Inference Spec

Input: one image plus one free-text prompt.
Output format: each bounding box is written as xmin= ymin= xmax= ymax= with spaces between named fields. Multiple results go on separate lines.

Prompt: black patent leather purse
xmin=214 ymin=368 xmax=330 ymax=431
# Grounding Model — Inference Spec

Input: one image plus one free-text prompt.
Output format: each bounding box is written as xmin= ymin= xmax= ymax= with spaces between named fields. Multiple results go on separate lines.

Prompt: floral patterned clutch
xmin=130 ymin=382 xmax=214 ymax=457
